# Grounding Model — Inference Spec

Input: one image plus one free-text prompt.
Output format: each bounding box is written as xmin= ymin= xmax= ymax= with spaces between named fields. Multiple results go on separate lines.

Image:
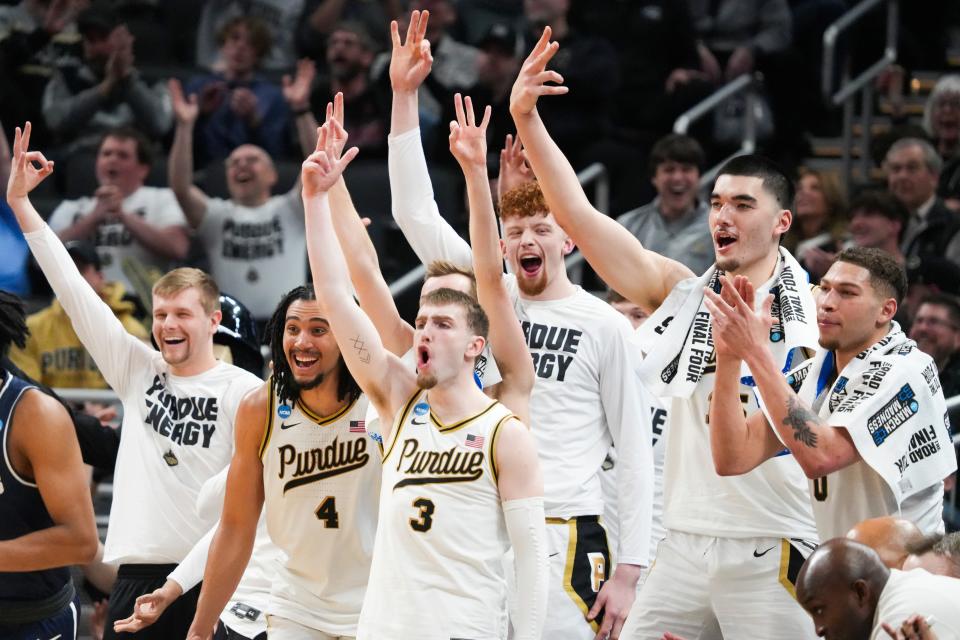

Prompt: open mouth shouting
xmin=290 ymin=351 xmax=319 ymax=372
xmin=713 ymin=229 xmax=738 ymax=255
xmin=416 ymin=345 xmax=432 ymax=372
xmin=518 ymin=253 xmax=544 ymax=279
xmin=162 ymin=335 xmax=186 ymax=347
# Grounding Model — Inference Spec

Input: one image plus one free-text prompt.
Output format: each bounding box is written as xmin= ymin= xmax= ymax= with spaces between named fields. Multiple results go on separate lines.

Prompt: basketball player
xmin=300 ymin=119 xmax=548 ymax=638
xmin=186 ymin=284 xmax=381 ymax=640
xmin=510 ymin=29 xmax=821 ymax=639
xmin=0 ymin=291 xmax=98 ymax=640
xmin=389 ymin=14 xmax=655 ymax=639
xmin=6 ymin=122 xmax=263 ymax=639
xmin=706 ymin=249 xmax=954 ymax=539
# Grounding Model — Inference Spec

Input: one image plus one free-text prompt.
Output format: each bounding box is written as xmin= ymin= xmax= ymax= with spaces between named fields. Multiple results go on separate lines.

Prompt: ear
xmin=466 ymin=334 xmax=485 ymax=359
xmin=561 ymin=235 xmax=576 ymax=256
xmin=878 ymin=297 xmax=897 ymax=325
xmin=136 ymin=163 xmax=150 ymax=183
xmin=499 ymin=238 xmax=507 ymax=258
xmin=852 ymin=579 xmax=872 ymax=607
xmin=776 ymin=208 xmax=793 ymax=236
xmin=210 ymin=309 xmax=223 ymax=331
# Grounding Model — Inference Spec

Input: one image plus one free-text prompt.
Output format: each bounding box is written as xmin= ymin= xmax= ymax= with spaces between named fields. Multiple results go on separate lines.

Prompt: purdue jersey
xmin=261 ymin=384 xmax=381 ymax=635
xmin=357 ymin=391 xmax=515 ymax=640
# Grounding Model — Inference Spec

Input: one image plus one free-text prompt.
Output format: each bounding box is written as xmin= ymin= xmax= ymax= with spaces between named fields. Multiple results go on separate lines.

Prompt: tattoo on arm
xmin=783 ymin=397 xmax=819 ymax=448
xmin=350 ymin=335 xmax=371 ymax=364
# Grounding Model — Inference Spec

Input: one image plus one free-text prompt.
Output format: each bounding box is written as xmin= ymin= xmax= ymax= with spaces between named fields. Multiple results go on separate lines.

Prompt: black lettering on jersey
xmin=520 ymin=321 xmax=582 ymax=381
xmin=393 ymin=438 xmax=484 ymax=489
xmin=221 ymin=217 xmax=285 ymax=260
xmin=651 ymin=407 xmax=667 ymax=447
xmin=278 ymin=436 xmax=370 ymax=492
xmin=143 ymin=375 xmax=220 ymax=450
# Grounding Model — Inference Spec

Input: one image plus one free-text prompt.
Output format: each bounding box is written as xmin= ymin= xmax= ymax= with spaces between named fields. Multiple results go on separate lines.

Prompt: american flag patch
xmin=465 ymin=434 xmax=485 ymax=448
xmin=349 ymin=420 xmax=366 ymax=433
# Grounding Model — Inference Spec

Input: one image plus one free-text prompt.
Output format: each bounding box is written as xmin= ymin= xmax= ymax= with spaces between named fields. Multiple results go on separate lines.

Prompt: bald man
xmin=846 ymin=516 xmax=925 ymax=569
xmin=797 ymin=539 xmax=960 ymax=640
xmin=904 ymin=533 xmax=960 ymax=578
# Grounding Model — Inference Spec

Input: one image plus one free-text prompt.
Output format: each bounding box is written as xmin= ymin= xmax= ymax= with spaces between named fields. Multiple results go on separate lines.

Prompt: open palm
xmin=389 ymin=10 xmax=433 ymax=93
xmin=6 ymin=122 xmax=54 ymax=201
xmin=168 ymin=78 xmax=198 ymax=124
xmin=448 ymin=94 xmax=491 ymax=170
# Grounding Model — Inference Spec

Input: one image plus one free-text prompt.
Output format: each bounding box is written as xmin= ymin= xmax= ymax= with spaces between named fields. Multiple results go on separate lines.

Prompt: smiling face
xmin=96 ymin=136 xmax=149 ymax=194
xmin=709 ymin=174 xmax=790 ymax=274
xmin=909 ymin=302 xmax=960 ymax=366
xmin=281 ymin=299 xmax=342 ymax=391
xmin=652 ymin=160 xmax=700 ymax=218
xmin=885 ymin=143 xmax=939 ymax=211
xmin=226 ymin=145 xmax=276 ymax=205
xmin=152 ymin=287 xmax=221 ymax=371
xmin=848 ymin=209 xmax=901 ymax=250
xmin=795 ymin=173 xmax=827 ymax=223
xmin=501 ymin=212 xmax=573 ymax=297
xmin=413 ymin=301 xmax=485 ymax=390
xmin=816 ymin=261 xmax=896 ymax=355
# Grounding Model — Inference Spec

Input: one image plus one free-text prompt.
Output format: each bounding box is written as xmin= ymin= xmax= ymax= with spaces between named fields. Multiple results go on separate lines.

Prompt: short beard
xmin=818 ymin=336 xmax=840 ymax=351
xmin=416 ymin=371 xmax=438 ymax=389
xmin=516 ymin=271 xmax=548 ymax=296
xmin=715 ymin=256 xmax=740 ymax=273
xmin=290 ymin=371 xmax=325 ymax=394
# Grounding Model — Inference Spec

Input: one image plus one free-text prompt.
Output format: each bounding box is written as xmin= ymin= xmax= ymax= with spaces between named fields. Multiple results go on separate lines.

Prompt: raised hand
xmin=282 ymin=58 xmax=316 ymax=111
xmin=389 ymin=10 xmax=433 ymax=94
xmin=498 ymin=133 xmax=535 ymax=201
xmin=168 ymin=78 xmax=198 ymax=125
xmin=320 ymin=92 xmax=348 ymax=160
xmin=302 ymin=128 xmax=359 ymax=198
xmin=703 ymin=275 xmax=772 ymax=361
xmin=6 ymin=122 xmax=54 ymax=201
xmin=509 ymin=26 xmax=567 ymax=117
xmin=448 ymin=93 xmax=491 ymax=172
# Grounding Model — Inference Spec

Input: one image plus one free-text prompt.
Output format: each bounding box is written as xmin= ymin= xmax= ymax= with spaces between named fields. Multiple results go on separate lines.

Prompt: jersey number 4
xmin=409 ymin=497 xmax=435 ymax=532
xmin=315 ymin=496 xmax=340 ymax=528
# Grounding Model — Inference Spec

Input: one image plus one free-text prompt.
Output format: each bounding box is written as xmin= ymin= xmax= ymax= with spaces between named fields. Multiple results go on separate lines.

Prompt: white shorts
xmin=266 ymin=614 xmax=353 ymax=640
xmin=621 ymin=530 xmax=817 ymax=640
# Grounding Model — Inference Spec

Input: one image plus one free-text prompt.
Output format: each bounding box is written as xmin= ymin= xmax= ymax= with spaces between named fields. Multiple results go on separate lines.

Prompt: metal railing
xmin=386 ymin=161 xmax=611 ymax=294
xmin=822 ymin=0 xmax=899 ymax=185
xmin=673 ymin=73 xmax=761 ymax=189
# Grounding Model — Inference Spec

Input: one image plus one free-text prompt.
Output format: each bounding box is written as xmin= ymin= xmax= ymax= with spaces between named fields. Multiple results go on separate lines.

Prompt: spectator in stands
xmin=925 ymin=75 xmax=960 ymax=212
xmin=167 ymin=74 xmax=317 ymax=325
xmin=311 ymin=21 xmax=389 ymax=157
xmin=617 ymin=134 xmax=714 ymax=276
xmin=296 ymin=0 xmax=396 ymax=64
xmin=42 ymin=6 xmax=171 ymax=154
xmin=783 ymin=168 xmax=847 ymax=282
xmin=846 ymin=190 xmax=907 ymax=264
xmin=0 ymin=120 xmax=31 ymax=296
xmin=195 ymin=0 xmax=305 ymax=72
xmin=606 ymin=290 xmax=649 ymax=330
xmin=909 ymin=294 xmax=960 ymax=400
xmin=904 ymin=533 xmax=960 ymax=578
xmin=9 ymin=241 xmax=148 ymax=388
xmin=184 ymin=16 xmax=292 ymax=168
xmin=472 ymin=22 xmax=521 ymax=157
xmin=47 ymin=127 xmax=190 ymax=291
xmin=886 ymin=138 xmax=960 ymax=267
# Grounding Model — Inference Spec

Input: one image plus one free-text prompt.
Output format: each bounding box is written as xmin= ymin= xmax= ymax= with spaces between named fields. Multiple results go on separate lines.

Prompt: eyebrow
xmin=712 ymin=193 xmax=759 ymax=204
xmin=820 ymin=278 xmax=862 ymax=291
xmin=285 ymin=315 xmax=328 ymax=324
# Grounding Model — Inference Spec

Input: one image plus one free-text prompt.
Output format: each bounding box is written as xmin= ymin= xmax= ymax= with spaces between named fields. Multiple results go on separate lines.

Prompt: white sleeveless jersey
xmin=260 ymin=385 xmax=381 ymax=635
xmin=357 ymin=390 xmax=515 ymax=640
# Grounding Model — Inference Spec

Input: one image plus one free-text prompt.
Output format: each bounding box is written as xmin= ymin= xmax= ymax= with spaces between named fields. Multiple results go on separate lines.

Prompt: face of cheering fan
xmin=226 ymin=145 xmax=276 ymax=205
xmin=501 ymin=212 xmax=574 ymax=297
xmin=282 ymin=299 xmax=342 ymax=391
xmin=413 ymin=302 xmax=484 ymax=390
xmin=709 ymin=174 xmax=790 ymax=274
xmin=816 ymin=261 xmax=896 ymax=355
xmin=152 ymin=287 xmax=221 ymax=370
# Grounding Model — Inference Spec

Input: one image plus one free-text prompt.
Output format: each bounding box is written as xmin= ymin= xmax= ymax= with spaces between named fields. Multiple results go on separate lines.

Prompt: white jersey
xmin=25 ymin=225 xmax=263 ymax=564
xmin=48 ymin=186 xmax=187 ymax=290
xmin=197 ymin=190 xmax=306 ymax=320
xmin=261 ymin=384 xmax=380 ymax=635
xmin=358 ymin=390 xmax=514 ymax=640
xmin=871 ymin=569 xmax=960 ymax=640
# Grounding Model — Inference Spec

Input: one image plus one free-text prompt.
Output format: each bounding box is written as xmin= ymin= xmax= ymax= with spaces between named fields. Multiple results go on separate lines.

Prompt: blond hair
xmin=152 ymin=268 xmax=221 ymax=315
xmin=425 ymin=260 xmax=478 ymax=300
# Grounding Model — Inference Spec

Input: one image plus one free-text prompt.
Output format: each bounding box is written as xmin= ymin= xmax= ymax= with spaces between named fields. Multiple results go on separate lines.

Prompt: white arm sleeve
xmin=168 ymin=468 xmax=229 ymax=591
xmin=388 ymin=127 xmax=474 ymax=269
xmin=503 ymin=497 xmax=548 ymax=640
xmin=602 ymin=322 xmax=655 ymax=567
xmin=24 ymin=225 xmax=154 ymax=395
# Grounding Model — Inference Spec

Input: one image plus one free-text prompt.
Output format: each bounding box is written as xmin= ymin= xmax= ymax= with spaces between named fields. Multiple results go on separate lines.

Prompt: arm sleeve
xmin=124 ymin=75 xmax=174 ymax=137
xmin=503 ymin=497 xmax=548 ymax=640
xmin=167 ymin=526 xmax=215 ymax=592
xmin=388 ymin=127 xmax=473 ymax=269
xmin=602 ymin=320 xmax=655 ymax=567
xmin=24 ymin=225 xmax=154 ymax=395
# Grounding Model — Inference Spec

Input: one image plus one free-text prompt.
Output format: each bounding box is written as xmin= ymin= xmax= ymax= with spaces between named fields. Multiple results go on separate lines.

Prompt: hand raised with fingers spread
xmin=321 ymin=92 xmax=349 ymax=160
xmin=302 ymin=125 xmax=359 ymax=198
xmin=168 ymin=78 xmax=198 ymax=125
xmin=448 ymin=93 xmax=492 ymax=172
xmin=703 ymin=275 xmax=772 ymax=361
xmin=509 ymin=26 xmax=568 ymax=117
xmin=283 ymin=58 xmax=316 ymax=111
xmin=6 ymin=122 xmax=54 ymax=201
xmin=389 ymin=10 xmax=433 ymax=94
xmin=498 ymin=133 xmax=535 ymax=201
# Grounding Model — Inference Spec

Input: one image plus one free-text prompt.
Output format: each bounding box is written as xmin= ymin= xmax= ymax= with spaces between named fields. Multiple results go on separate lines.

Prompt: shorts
xmin=621 ymin=530 xmax=817 ymax=640
xmin=0 ymin=593 xmax=79 ymax=640
xmin=103 ymin=563 xmax=202 ymax=639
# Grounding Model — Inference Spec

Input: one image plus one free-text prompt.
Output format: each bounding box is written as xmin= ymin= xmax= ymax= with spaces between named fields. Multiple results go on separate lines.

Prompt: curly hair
xmin=0 ymin=290 xmax=28 ymax=359
xmin=499 ymin=181 xmax=549 ymax=220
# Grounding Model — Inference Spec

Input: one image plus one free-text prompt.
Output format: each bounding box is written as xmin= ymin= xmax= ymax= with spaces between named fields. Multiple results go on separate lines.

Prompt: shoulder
xmin=14 ymin=387 xmax=70 ymax=430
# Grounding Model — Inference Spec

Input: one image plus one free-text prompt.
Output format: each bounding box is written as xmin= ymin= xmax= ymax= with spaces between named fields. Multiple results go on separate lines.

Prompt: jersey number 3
xmin=315 ymin=496 xmax=340 ymax=528
xmin=410 ymin=497 xmax=435 ymax=532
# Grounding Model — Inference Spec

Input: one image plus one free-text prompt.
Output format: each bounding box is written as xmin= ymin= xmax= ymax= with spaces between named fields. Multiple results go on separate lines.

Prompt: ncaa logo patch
xmin=413 ymin=402 xmax=429 ymax=416
xmin=277 ymin=404 xmax=292 ymax=419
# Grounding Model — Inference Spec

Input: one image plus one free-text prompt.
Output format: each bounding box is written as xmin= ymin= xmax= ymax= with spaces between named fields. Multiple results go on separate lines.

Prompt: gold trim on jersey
xmin=259 ymin=378 xmax=276 ymax=461
xmin=382 ymin=389 xmax=422 ymax=463
xmin=296 ymin=394 xmax=359 ymax=426
xmin=488 ymin=414 xmax=514 ymax=486
xmin=429 ymin=399 xmax=499 ymax=433
xmin=562 ymin=520 xmax=601 ymax=634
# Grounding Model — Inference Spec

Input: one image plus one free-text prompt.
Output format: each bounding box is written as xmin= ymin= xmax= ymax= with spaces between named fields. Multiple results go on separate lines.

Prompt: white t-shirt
xmin=198 ymin=190 xmax=306 ymax=320
xmin=870 ymin=569 xmax=960 ymax=640
xmin=25 ymin=225 xmax=263 ymax=564
xmin=48 ymin=186 xmax=187 ymax=290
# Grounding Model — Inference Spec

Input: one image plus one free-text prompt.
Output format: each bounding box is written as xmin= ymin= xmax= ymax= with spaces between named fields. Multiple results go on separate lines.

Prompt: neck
xmin=332 ymin=73 xmax=367 ymax=101
xmin=234 ymin=191 xmax=270 ymax=207
xmin=834 ymin=323 xmax=891 ymax=373
xmin=223 ymin=67 xmax=254 ymax=83
xmin=169 ymin=347 xmax=220 ymax=377
xmin=115 ymin=182 xmax=142 ymax=199
xmin=298 ymin=372 xmax=350 ymax=417
xmin=659 ymin=198 xmax=695 ymax=221
xmin=425 ymin=369 xmax=491 ymax=422
xmin=730 ymin=247 xmax=781 ymax=291
xmin=519 ymin=270 xmax=578 ymax=302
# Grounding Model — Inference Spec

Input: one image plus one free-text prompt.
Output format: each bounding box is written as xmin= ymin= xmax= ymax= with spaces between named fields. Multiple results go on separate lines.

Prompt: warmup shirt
xmin=197 ymin=189 xmax=307 ymax=320
xmin=261 ymin=384 xmax=381 ymax=635
xmin=870 ymin=569 xmax=960 ymax=640
xmin=358 ymin=391 xmax=515 ymax=640
xmin=48 ymin=186 xmax=187 ymax=290
xmin=25 ymin=225 xmax=262 ymax=564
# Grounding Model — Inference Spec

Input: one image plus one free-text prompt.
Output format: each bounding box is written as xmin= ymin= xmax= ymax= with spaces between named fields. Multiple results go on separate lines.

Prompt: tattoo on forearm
xmin=783 ymin=397 xmax=819 ymax=448
xmin=350 ymin=335 xmax=371 ymax=364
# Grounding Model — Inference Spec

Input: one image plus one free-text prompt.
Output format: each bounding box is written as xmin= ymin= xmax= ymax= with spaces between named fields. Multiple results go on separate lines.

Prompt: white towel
xmin=636 ymin=247 xmax=819 ymax=399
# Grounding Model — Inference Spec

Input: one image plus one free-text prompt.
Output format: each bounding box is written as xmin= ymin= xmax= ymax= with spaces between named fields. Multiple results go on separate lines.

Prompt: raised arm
xmin=186 ymin=387 xmax=267 ymax=640
xmin=450 ymin=94 xmax=534 ymax=422
xmin=167 ymin=78 xmax=209 ymax=228
xmin=509 ymin=28 xmax=694 ymax=312
xmin=0 ymin=389 xmax=98 ymax=571
xmin=283 ymin=58 xmax=322 ymax=159
xmin=302 ymin=128 xmax=414 ymax=430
